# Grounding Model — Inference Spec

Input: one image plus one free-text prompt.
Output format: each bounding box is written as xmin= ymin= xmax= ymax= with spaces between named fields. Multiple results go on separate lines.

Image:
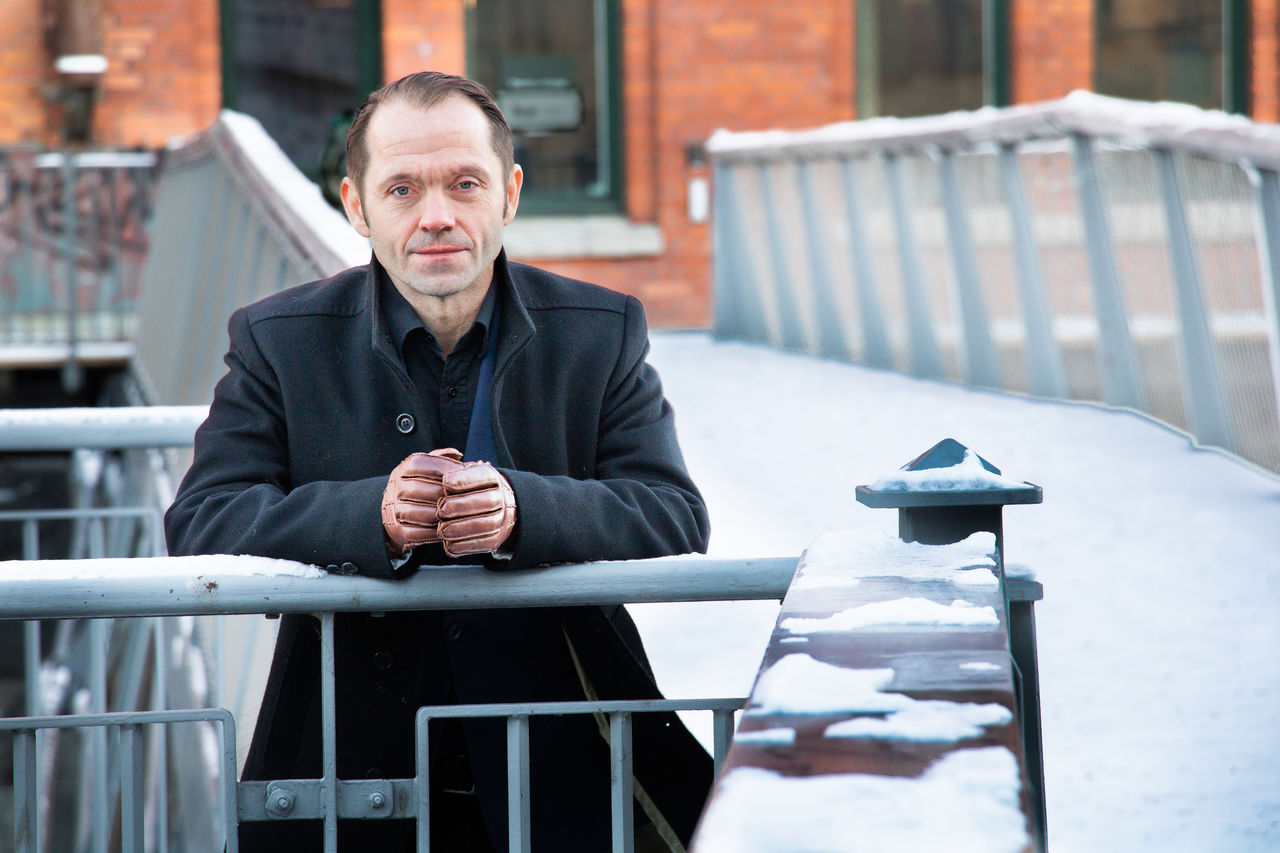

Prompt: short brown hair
xmin=344 ymin=71 xmax=514 ymax=194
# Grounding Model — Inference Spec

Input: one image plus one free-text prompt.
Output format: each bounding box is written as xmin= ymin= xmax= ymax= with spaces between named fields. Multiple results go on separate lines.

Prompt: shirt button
xmin=447 ymin=386 xmax=458 ymax=399
xmin=396 ymin=413 xmax=415 ymax=434
xmin=447 ymin=623 xmax=463 ymax=641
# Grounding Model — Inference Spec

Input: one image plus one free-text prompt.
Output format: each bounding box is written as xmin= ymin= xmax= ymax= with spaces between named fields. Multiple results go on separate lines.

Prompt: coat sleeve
xmin=163 ymin=308 xmax=398 ymax=577
xmin=496 ymin=296 xmax=710 ymax=569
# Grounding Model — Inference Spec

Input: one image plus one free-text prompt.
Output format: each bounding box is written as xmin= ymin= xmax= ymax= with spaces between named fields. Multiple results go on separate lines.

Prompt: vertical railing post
xmin=609 ymin=712 xmax=635 ymax=853
xmin=884 ymin=152 xmax=944 ymax=378
xmin=712 ymin=161 xmax=770 ymax=344
xmin=320 ymin=612 xmax=339 ymax=853
xmin=1248 ymin=166 xmax=1280 ymax=435
xmin=1070 ymin=133 xmax=1147 ymax=410
xmin=856 ymin=438 xmax=1046 ymax=851
xmin=838 ymin=156 xmax=893 ymax=368
xmin=796 ymin=160 xmax=849 ymax=359
xmin=507 ymin=714 xmax=532 ymax=853
xmin=120 ymin=724 xmax=145 ymax=851
xmin=14 ymin=729 xmax=37 ymax=853
xmin=90 ymin=618 xmax=110 ymax=853
xmin=61 ymin=153 xmax=82 ymax=392
xmin=711 ymin=708 xmax=735 ymax=780
xmin=999 ymin=143 xmax=1067 ymax=398
xmin=416 ymin=709 xmax=433 ymax=853
xmin=937 ymin=148 xmax=1003 ymax=388
xmin=1153 ymin=148 xmax=1235 ymax=451
xmin=757 ymin=162 xmax=808 ymax=352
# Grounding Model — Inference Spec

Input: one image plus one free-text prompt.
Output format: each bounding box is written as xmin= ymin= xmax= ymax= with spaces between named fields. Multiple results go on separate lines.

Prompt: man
xmin=165 ymin=72 xmax=712 ymax=851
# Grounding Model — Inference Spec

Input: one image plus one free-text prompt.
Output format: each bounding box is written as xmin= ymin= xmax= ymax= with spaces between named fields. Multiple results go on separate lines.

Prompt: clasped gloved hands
xmin=382 ymin=449 xmax=517 ymax=558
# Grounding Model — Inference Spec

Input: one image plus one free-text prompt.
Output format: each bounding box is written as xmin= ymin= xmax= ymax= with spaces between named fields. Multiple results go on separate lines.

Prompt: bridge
xmin=2 ymin=93 xmax=1279 ymax=852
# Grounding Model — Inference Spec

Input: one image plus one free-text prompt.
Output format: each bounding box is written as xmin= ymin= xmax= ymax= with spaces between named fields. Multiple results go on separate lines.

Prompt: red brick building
xmin=3 ymin=0 xmax=1277 ymax=327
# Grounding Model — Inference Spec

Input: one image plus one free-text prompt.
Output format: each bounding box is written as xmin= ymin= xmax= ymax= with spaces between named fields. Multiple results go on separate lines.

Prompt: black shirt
xmin=379 ymin=270 xmax=498 ymax=453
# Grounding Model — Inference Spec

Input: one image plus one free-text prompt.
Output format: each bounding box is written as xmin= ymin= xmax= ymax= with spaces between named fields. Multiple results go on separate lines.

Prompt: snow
xmin=781 ymin=597 xmax=998 ymax=633
xmin=694 ymin=747 xmax=1028 ymax=853
xmin=791 ymin=529 xmax=999 ymax=590
xmin=635 ymin=331 xmax=1280 ymax=853
xmin=0 ymin=554 xmax=327 ymax=581
xmin=869 ymin=448 xmax=1030 ymax=492
xmin=749 ymin=655 xmax=898 ymax=716
xmin=824 ymin=699 xmax=1012 ymax=742
xmin=215 ymin=110 xmax=370 ymax=269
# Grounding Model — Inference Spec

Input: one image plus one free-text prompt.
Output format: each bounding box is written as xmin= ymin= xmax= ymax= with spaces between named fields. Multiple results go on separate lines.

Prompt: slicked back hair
xmin=344 ymin=71 xmax=514 ymax=195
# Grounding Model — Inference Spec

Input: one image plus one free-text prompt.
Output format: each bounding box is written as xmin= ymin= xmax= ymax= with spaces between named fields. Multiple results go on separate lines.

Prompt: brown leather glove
xmin=381 ymin=448 xmax=468 ymax=555
xmin=436 ymin=463 xmax=517 ymax=557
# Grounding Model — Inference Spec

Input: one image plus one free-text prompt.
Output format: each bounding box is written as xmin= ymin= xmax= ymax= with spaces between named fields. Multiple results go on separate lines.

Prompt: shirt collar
xmin=379 ymin=267 xmax=499 ymax=353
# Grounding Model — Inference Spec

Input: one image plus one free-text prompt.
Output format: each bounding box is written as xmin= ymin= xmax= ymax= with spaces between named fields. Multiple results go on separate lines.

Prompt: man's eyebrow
xmin=376 ymin=162 xmax=495 ymax=188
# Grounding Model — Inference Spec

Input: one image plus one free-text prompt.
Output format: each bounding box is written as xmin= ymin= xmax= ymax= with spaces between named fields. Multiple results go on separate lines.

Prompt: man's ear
xmin=503 ymin=164 xmax=523 ymax=226
xmin=340 ymin=176 xmax=371 ymax=238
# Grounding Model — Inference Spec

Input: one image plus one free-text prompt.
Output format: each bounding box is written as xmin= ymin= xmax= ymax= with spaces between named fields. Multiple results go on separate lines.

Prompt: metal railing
xmin=0 ymin=406 xmax=792 ymax=853
xmin=0 ymin=149 xmax=158 ymax=353
xmin=708 ymin=91 xmax=1280 ymax=473
xmin=0 ymin=552 xmax=792 ymax=853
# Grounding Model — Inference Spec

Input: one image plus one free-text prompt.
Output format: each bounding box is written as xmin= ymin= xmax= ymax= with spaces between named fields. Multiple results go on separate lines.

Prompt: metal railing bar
xmin=0 ymin=405 xmax=207 ymax=450
xmin=1069 ymin=133 xmax=1147 ymax=411
xmin=1154 ymin=147 xmax=1235 ymax=451
xmin=1248 ymin=167 xmax=1280 ymax=439
xmin=757 ymin=163 xmax=807 ymax=351
xmin=711 ymin=708 xmax=735 ymax=780
xmin=884 ymin=153 xmax=944 ymax=379
xmin=0 ymin=556 xmax=799 ymax=621
xmin=120 ymin=724 xmax=144 ymax=852
xmin=507 ymin=714 xmax=532 ymax=853
xmin=837 ymin=157 xmax=893 ymax=368
xmin=998 ymin=142 xmax=1067 ymax=398
xmin=319 ymin=612 xmax=338 ymax=853
xmin=796 ymin=160 xmax=851 ymax=360
xmin=90 ymin=619 xmax=109 ymax=853
xmin=14 ymin=729 xmax=37 ymax=853
xmin=150 ymin=618 xmax=170 ymax=853
xmin=609 ymin=712 xmax=635 ymax=853
xmin=417 ymin=698 xmax=745 ymax=720
xmin=415 ymin=710 xmax=432 ymax=853
xmin=712 ymin=163 xmax=770 ymax=343
xmin=937 ymin=148 xmax=1003 ymax=388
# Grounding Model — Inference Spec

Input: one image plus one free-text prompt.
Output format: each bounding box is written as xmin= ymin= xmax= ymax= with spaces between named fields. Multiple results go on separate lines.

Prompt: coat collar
xmin=364 ymin=248 xmax=535 ymax=377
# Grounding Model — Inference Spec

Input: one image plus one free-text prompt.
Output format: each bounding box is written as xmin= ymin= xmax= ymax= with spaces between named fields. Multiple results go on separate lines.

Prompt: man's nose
xmin=417 ymin=192 xmax=455 ymax=231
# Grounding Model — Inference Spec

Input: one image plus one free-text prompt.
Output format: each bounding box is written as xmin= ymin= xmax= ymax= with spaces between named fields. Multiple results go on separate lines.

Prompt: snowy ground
xmin=631 ymin=331 xmax=1280 ymax=853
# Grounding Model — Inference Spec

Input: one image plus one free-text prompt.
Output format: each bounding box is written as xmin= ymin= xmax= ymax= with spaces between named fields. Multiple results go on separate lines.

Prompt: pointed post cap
xmin=855 ymin=438 xmax=1042 ymax=509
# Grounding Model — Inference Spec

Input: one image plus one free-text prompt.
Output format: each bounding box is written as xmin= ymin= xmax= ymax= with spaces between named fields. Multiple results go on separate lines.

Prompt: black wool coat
xmin=165 ymin=253 xmax=714 ymax=851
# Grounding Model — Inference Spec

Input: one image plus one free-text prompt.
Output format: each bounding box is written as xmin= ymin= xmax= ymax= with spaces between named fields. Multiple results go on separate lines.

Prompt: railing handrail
xmin=706 ymin=89 xmax=1280 ymax=169
xmin=0 ymin=553 xmax=798 ymax=621
xmin=0 ymin=405 xmax=207 ymax=450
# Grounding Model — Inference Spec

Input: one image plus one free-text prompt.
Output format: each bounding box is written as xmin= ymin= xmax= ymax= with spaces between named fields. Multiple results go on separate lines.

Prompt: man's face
xmin=341 ymin=96 xmax=522 ymax=305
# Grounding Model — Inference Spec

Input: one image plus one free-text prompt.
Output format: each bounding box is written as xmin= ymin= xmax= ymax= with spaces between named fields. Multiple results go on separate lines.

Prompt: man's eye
xmin=391 ymin=186 xmax=411 ymax=197
xmin=457 ymin=180 xmax=477 ymax=190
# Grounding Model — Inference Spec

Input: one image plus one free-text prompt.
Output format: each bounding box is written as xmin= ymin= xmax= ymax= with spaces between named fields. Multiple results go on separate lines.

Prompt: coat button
xmin=340 ymin=561 xmax=359 ymax=575
xmin=447 ymin=623 xmax=463 ymax=641
xmin=374 ymin=651 xmax=393 ymax=670
xmin=396 ymin=413 xmax=415 ymax=434
xmin=324 ymin=564 xmax=339 ymax=573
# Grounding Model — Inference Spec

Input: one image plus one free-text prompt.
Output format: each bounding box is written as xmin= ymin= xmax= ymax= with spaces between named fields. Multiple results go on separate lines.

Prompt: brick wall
xmin=514 ymin=0 xmax=857 ymax=328
xmin=1253 ymin=0 xmax=1280 ymax=122
xmin=382 ymin=0 xmax=466 ymax=82
xmin=95 ymin=0 xmax=221 ymax=147
xmin=0 ymin=0 xmax=55 ymax=143
xmin=0 ymin=0 xmax=220 ymax=147
xmin=1009 ymin=0 xmax=1094 ymax=103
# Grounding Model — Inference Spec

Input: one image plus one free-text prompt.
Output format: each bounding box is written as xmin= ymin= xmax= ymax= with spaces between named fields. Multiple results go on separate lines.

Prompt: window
xmin=857 ymin=0 xmax=988 ymax=118
xmin=1095 ymin=0 xmax=1225 ymax=109
xmin=220 ymin=0 xmax=381 ymax=182
xmin=468 ymin=0 xmax=621 ymax=213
